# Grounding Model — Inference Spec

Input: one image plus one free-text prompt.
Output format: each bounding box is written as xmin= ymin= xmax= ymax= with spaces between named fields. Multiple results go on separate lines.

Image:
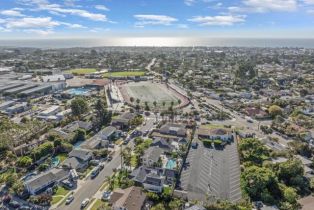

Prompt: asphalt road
xmin=139 ymin=117 xmax=155 ymax=134
xmin=202 ymin=97 xmax=291 ymax=148
xmin=58 ymin=151 xmax=121 ymax=210
xmin=58 ymin=119 xmax=151 ymax=210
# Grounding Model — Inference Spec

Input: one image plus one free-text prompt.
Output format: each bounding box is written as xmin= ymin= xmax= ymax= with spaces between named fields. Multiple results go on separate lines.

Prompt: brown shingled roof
xmin=110 ymin=186 xmax=146 ymax=210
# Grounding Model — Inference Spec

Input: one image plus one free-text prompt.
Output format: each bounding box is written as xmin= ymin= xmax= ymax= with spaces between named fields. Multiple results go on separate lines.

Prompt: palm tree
xmin=177 ymin=99 xmax=181 ymax=105
xmin=171 ymin=101 xmax=174 ymax=107
xmin=106 ymin=176 xmax=114 ymax=191
xmin=162 ymin=101 xmax=166 ymax=110
xmin=122 ymin=147 xmax=132 ymax=170
xmin=136 ymin=98 xmax=140 ymax=104
xmin=153 ymin=101 xmax=157 ymax=110
xmin=130 ymin=97 xmax=134 ymax=104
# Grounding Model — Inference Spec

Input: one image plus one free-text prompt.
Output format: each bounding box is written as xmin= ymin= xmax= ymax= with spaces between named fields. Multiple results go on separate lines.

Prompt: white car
xmin=81 ymin=198 xmax=90 ymax=209
xmin=65 ymin=195 xmax=74 ymax=205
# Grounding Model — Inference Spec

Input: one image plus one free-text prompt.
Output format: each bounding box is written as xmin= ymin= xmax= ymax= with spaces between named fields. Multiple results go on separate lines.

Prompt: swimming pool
xmin=166 ymin=159 xmax=176 ymax=169
xmin=67 ymin=87 xmax=90 ymax=96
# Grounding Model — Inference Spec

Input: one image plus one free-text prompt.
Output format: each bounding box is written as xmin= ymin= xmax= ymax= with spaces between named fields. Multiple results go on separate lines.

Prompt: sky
xmin=0 ymin=0 xmax=314 ymax=39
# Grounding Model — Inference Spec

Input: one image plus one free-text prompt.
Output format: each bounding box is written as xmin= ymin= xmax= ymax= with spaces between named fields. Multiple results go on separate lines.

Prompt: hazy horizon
xmin=1 ymin=37 xmax=314 ymax=49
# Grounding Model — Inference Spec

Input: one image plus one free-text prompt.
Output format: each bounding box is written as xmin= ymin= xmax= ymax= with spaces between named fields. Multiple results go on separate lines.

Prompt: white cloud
xmin=134 ymin=15 xmax=178 ymax=26
xmin=24 ymin=29 xmax=54 ymax=35
xmin=240 ymin=0 xmax=298 ymax=12
xmin=19 ymin=0 xmax=108 ymax=21
xmin=95 ymin=5 xmax=110 ymax=11
xmin=184 ymin=0 xmax=196 ymax=6
xmin=188 ymin=15 xmax=246 ymax=26
xmin=0 ymin=9 xmax=25 ymax=17
xmin=5 ymin=17 xmax=59 ymax=29
xmin=307 ymin=9 xmax=314 ymax=14
xmin=60 ymin=22 xmax=86 ymax=28
xmin=303 ymin=0 xmax=314 ymax=4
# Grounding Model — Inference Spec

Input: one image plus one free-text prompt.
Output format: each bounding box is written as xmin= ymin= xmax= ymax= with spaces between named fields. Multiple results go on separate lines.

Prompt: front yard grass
xmin=51 ymin=196 xmax=63 ymax=205
xmin=90 ymin=199 xmax=108 ymax=210
xmin=51 ymin=186 xmax=70 ymax=205
xmin=56 ymin=153 xmax=68 ymax=163
xmin=54 ymin=186 xmax=69 ymax=196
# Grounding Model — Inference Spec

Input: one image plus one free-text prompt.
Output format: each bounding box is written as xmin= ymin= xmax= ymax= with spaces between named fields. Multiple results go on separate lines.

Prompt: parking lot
xmin=178 ymin=139 xmax=242 ymax=203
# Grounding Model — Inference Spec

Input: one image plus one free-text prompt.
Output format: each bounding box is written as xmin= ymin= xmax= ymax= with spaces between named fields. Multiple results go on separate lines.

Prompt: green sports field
xmin=123 ymin=81 xmax=180 ymax=107
xmin=65 ymin=68 xmax=97 ymax=74
xmin=103 ymin=71 xmax=146 ymax=77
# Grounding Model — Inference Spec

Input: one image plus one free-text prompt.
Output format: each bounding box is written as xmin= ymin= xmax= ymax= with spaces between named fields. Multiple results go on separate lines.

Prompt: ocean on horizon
xmin=1 ymin=37 xmax=314 ymax=49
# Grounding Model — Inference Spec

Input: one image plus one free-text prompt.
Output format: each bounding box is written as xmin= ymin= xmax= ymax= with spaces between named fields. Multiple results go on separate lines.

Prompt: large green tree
xmin=241 ymin=165 xmax=278 ymax=203
xmin=239 ymin=138 xmax=270 ymax=165
xmin=93 ymin=99 xmax=112 ymax=131
xmin=70 ymin=97 xmax=89 ymax=119
xmin=268 ymin=105 xmax=283 ymax=118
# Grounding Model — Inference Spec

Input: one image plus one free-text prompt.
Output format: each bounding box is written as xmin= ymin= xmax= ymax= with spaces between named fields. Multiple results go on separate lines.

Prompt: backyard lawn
xmin=65 ymin=68 xmax=97 ymax=75
xmin=103 ymin=71 xmax=146 ymax=77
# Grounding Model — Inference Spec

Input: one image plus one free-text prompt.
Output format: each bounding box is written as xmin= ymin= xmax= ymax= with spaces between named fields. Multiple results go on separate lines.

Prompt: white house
xmin=198 ymin=128 xmax=233 ymax=141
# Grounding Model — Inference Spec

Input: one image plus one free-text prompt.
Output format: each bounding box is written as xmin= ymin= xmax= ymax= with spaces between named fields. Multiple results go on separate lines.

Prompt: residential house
xmin=62 ymin=149 xmax=93 ymax=171
xmin=109 ymin=186 xmax=147 ymax=210
xmin=100 ymin=126 xmax=119 ymax=141
xmin=24 ymin=168 xmax=69 ymax=195
xmin=5 ymin=102 xmax=28 ymax=115
xmin=185 ymin=205 xmax=206 ymax=210
xmin=130 ymin=166 xmax=164 ymax=193
xmin=151 ymin=138 xmax=174 ymax=153
xmin=159 ymin=123 xmax=187 ymax=137
xmin=130 ymin=166 xmax=176 ymax=192
xmin=142 ymin=146 xmax=163 ymax=167
xmin=63 ymin=120 xmax=93 ymax=133
xmin=244 ymin=107 xmax=269 ymax=119
xmin=111 ymin=112 xmax=137 ymax=129
xmin=197 ymin=127 xmax=233 ymax=141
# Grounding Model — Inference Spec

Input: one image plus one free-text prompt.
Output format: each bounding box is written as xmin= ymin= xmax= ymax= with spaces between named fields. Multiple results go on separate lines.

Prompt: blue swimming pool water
xmin=52 ymin=157 xmax=60 ymax=167
xmin=67 ymin=88 xmax=90 ymax=96
xmin=73 ymin=141 xmax=84 ymax=149
xmin=166 ymin=159 xmax=176 ymax=169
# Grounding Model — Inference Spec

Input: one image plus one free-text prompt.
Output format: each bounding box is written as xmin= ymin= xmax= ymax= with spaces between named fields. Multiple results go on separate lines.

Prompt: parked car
xmin=102 ymin=191 xmax=112 ymax=201
xmin=91 ymin=167 xmax=100 ymax=179
xmin=65 ymin=195 xmax=74 ymax=205
xmin=90 ymin=160 xmax=100 ymax=166
xmin=99 ymin=163 xmax=104 ymax=171
xmin=61 ymin=180 xmax=74 ymax=189
xmin=107 ymin=156 xmax=113 ymax=161
xmin=191 ymin=142 xmax=198 ymax=149
xmin=81 ymin=198 xmax=90 ymax=209
xmin=9 ymin=201 xmax=20 ymax=208
xmin=19 ymin=205 xmax=31 ymax=210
